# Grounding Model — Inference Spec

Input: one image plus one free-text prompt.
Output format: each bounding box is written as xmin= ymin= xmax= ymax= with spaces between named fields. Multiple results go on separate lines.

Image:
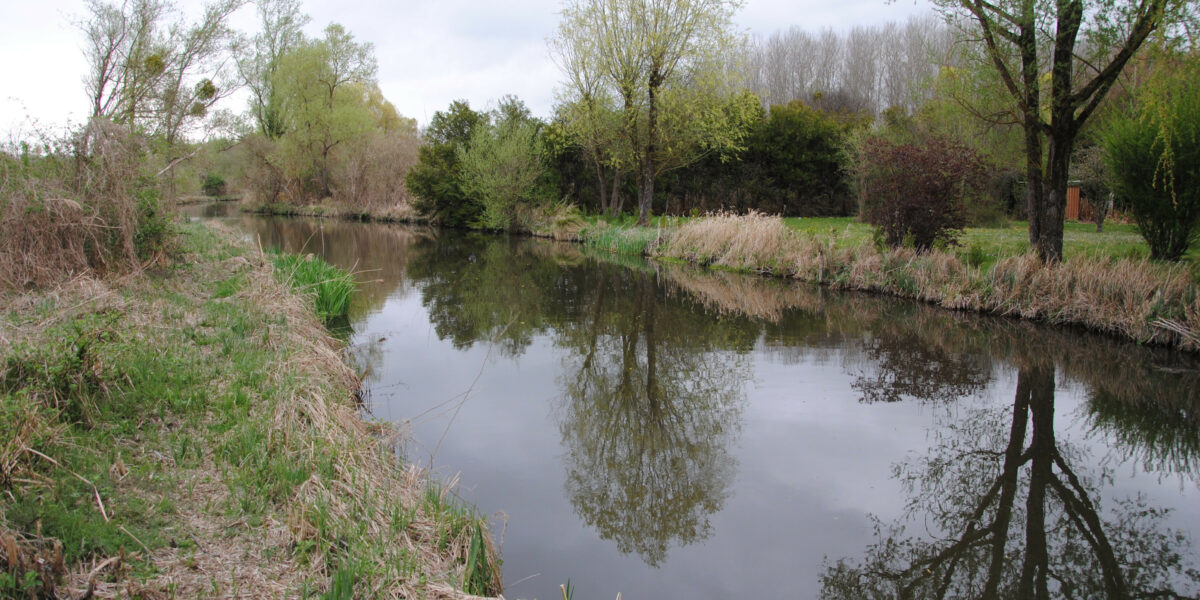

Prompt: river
xmin=194 ymin=205 xmax=1200 ymax=599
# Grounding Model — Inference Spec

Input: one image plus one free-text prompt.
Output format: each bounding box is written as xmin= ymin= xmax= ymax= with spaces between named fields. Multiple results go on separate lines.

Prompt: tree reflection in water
xmin=229 ymin=218 xmax=1200 ymax=590
xmin=555 ymin=266 xmax=751 ymax=566
xmin=822 ymin=362 xmax=1200 ymax=599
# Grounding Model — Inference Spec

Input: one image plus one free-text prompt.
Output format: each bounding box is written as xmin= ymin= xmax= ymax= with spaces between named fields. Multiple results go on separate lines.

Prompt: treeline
xmin=405 ymin=0 xmax=1200 ymax=263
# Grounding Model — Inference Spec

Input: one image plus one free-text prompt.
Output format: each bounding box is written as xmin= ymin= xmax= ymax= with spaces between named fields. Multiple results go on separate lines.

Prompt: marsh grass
xmin=643 ymin=213 xmax=1200 ymax=351
xmin=0 ymin=223 xmax=500 ymax=599
xmin=270 ymin=252 xmax=356 ymax=322
xmin=580 ymin=222 xmax=662 ymax=256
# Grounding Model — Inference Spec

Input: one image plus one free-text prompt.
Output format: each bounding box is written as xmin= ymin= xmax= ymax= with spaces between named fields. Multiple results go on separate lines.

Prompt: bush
xmin=855 ymin=136 xmax=990 ymax=251
xmin=201 ymin=173 xmax=226 ymax=196
xmin=406 ymin=101 xmax=488 ymax=227
xmin=1102 ymin=65 xmax=1200 ymax=261
xmin=458 ymin=120 xmax=554 ymax=230
xmin=1 ymin=119 xmax=173 ymax=291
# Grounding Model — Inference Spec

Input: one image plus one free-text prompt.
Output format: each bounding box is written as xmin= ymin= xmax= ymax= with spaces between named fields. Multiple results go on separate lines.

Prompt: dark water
xmin=205 ymin=210 xmax=1200 ymax=599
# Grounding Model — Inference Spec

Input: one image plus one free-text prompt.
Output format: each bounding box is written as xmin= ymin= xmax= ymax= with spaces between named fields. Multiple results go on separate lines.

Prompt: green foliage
xmin=749 ymin=101 xmax=852 ymax=199
xmin=1103 ymin=58 xmax=1200 ymax=261
xmin=132 ymin=179 xmax=173 ymax=259
xmin=270 ymin=252 xmax=356 ymax=321
xmin=458 ymin=105 xmax=555 ymax=230
xmin=462 ymin=524 xmax=493 ymax=596
xmin=406 ymin=100 xmax=489 ymax=227
xmin=202 ymin=173 xmax=227 ymax=196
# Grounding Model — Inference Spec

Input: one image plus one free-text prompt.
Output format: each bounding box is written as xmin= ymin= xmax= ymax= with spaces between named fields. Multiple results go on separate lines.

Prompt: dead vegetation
xmin=657 ymin=212 xmax=1200 ymax=351
xmin=0 ymin=223 xmax=501 ymax=599
xmin=1 ymin=119 xmax=171 ymax=293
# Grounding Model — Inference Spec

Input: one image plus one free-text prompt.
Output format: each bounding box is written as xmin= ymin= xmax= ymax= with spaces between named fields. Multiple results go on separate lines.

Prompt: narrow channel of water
xmin=199 ymin=208 xmax=1200 ymax=599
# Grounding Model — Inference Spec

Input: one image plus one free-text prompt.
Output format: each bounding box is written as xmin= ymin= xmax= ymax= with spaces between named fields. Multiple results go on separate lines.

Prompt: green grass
xmin=779 ymin=216 xmax=1198 ymax=274
xmin=0 ymin=223 xmax=498 ymax=597
xmin=270 ymin=252 xmax=356 ymax=322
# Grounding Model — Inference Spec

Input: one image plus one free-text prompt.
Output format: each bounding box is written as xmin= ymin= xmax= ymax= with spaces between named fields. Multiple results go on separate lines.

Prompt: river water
xmin=196 ymin=206 xmax=1200 ymax=599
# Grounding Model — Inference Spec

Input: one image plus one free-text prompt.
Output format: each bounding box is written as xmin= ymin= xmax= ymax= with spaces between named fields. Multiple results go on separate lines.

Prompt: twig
xmin=119 ymin=525 xmax=151 ymax=555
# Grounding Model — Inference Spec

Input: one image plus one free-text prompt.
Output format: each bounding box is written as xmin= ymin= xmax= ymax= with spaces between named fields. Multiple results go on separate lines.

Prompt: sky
xmin=0 ymin=0 xmax=934 ymax=138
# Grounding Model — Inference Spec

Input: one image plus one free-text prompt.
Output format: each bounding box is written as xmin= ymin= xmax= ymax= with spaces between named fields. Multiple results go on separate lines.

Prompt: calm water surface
xmin=204 ymin=210 xmax=1200 ymax=599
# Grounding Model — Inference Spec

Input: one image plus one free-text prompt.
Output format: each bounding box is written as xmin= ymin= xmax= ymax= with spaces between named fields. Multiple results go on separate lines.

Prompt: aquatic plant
xmin=271 ymin=252 xmax=356 ymax=322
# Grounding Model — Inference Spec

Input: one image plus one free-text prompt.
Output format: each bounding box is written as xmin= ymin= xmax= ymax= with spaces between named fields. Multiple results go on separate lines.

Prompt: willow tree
xmin=272 ymin=23 xmax=377 ymax=198
xmin=235 ymin=0 xmax=310 ymax=138
xmin=934 ymin=0 xmax=1176 ymax=262
xmin=554 ymin=0 xmax=752 ymax=225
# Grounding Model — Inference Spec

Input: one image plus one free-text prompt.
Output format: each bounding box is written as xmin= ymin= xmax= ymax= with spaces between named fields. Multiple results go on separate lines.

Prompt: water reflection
xmin=821 ymin=363 xmax=1199 ymax=598
xmin=555 ymin=265 xmax=749 ymax=566
xmin=404 ymin=237 xmax=753 ymax=565
xmin=223 ymin=215 xmax=431 ymax=320
xmin=211 ymin=213 xmax=1200 ymax=595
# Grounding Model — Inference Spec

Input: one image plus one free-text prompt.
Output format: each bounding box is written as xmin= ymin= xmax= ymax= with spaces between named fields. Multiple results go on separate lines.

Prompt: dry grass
xmin=1 ymin=223 xmax=501 ymax=599
xmin=1 ymin=119 xmax=165 ymax=293
xmin=651 ymin=212 xmax=1200 ymax=352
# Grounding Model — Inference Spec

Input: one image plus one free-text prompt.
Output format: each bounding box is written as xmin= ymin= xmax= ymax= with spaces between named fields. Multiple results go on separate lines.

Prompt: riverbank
xmin=0 ymin=223 xmax=500 ymax=598
xmin=243 ymin=202 xmax=1200 ymax=352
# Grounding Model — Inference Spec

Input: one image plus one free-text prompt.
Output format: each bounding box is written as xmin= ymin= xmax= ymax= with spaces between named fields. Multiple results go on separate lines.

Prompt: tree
xmin=405 ymin=100 xmax=489 ymax=226
xmin=81 ymin=0 xmax=243 ymax=141
xmin=458 ymin=99 xmax=555 ymax=230
xmin=551 ymin=8 xmax=631 ymax=218
xmin=932 ymin=0 xmax=1178 ymax=262
xmin=555 ymin=0 xmax=752 ymax=225
xmin=235 ymin=0 xmax=310 ymax=138
xmin=1102 ymin=53 xmax=1200 ymax=260
xmin=272 ymin=23 xmax=377 ymax=198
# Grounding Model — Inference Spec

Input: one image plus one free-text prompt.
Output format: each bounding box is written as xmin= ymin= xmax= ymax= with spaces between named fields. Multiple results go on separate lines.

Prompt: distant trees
xmin=746 ymin=17 xmax=956 ymax=118
xmin=552 ymin=0 xmax=755 ymax=225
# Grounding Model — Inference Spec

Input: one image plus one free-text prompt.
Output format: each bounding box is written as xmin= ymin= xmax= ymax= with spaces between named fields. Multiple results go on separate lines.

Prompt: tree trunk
xmin=1036 ymin=133 xmax=1071 ymax=263
xmin=1019 ymin=364 xmax=1055 ymax=599
xmin=638 ymin=70 xmax=662 ymax=227
xmin=609 ymin=170 xmax=624 ymax=219
xmin=595 ymin=160 xmax=609 ymax=216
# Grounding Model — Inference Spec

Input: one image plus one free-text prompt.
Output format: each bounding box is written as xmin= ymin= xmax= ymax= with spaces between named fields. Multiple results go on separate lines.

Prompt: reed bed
xmin=651 ymin=213 xmax=1200 ymax=352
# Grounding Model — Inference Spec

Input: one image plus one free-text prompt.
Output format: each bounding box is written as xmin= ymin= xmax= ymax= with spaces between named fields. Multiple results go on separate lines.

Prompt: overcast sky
xmin=0 ymin=0 xmax=933 ymax=138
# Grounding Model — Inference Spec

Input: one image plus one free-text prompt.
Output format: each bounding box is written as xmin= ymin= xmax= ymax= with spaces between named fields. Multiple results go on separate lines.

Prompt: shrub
xmin=458 ymin=120 xmax=554 ymax=230
xmin=201 ymin=173 xmax=226 ymax=196
xmin=1 ymin=119 xmax=172 ymax=291
xmin=855 ymin=136 xmax=990 ymax=251
xmin=1102 ymin=64 xmax=1200 ymax=261
xmin=406 ymin=101 xmax=488 ymax=227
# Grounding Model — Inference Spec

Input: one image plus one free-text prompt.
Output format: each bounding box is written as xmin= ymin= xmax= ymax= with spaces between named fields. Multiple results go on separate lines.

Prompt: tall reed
xmin=270 ymin=252 xmax=355 ymax=322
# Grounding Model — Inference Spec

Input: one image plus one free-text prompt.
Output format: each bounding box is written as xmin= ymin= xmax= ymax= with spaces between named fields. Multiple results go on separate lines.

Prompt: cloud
xmin=0 ymin=0 xmax=934 ymax=135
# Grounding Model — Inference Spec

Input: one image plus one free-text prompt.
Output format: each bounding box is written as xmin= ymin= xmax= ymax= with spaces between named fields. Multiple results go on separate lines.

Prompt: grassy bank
xmin=0 ymin=223 xmax=500 ymax=598
xmin=229 ymin=201 xmax=1200 ymax=352
xmin=656 ymin=212 xmax=1200 ymax=351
